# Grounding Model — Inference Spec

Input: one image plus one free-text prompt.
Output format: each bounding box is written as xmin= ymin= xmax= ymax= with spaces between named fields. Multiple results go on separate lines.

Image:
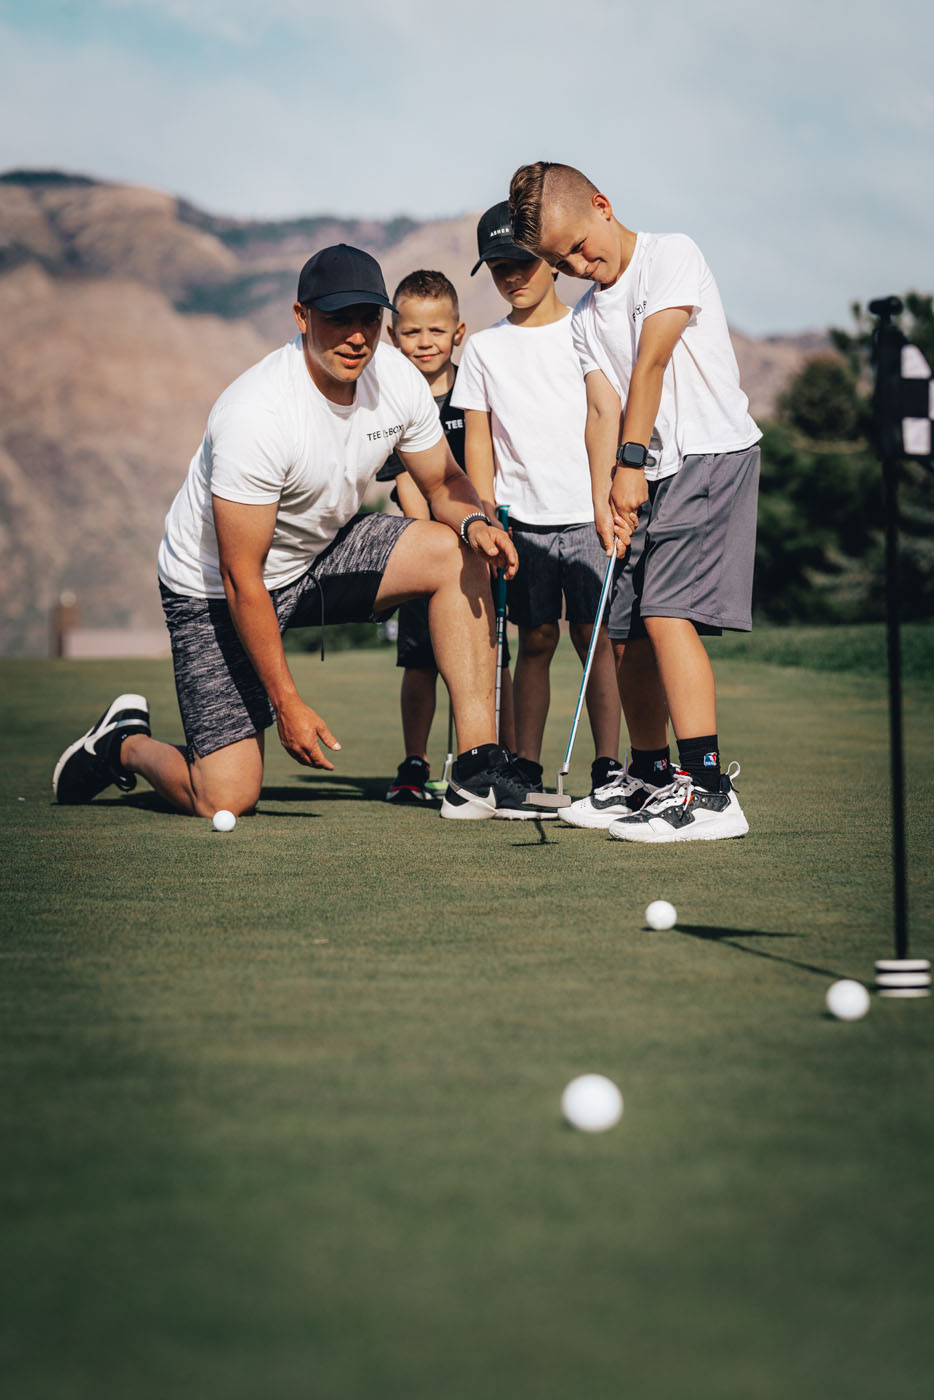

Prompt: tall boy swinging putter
xmin=509 ymin=163 xmax=761 ymax=842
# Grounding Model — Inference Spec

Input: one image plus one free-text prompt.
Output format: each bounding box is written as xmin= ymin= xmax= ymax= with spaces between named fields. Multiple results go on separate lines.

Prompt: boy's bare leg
xmin=513 ymin=622 xmax=559 ymax=761
xmin=376 ymin=521 xmax=497 ymax=751
xmin=568 ymin=622 xmax=621 ymax=759
xmin=120 ymin=732 xmax=265 ymax=817
xmin=400 ymin=668 xmax=437 ymax=761
xmin=641 ymin=616 xmax=716 ymax=739
xmin=613 ymin=637 xmax=670 ymax=750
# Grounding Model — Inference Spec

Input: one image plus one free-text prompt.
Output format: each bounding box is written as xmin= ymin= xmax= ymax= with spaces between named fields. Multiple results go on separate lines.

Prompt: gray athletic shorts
xmin=160 ymin=512 xmax=412 ymax=758
xmin=508 ymin=518 xmax=609 ymax=629
xmin=608 ymin=447 xmax=760 ymax=640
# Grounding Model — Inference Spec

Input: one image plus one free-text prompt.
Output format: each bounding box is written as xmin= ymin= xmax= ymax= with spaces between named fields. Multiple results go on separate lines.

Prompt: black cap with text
xmin=470 ymin=201 xmax=538 ymax=276
xmin=297 ymin=244 xmax=395 ymax=312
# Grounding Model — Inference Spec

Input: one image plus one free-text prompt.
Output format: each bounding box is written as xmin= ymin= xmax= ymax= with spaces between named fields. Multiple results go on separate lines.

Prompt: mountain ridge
xmin=0 ymin=170 xmax=826 ymax=656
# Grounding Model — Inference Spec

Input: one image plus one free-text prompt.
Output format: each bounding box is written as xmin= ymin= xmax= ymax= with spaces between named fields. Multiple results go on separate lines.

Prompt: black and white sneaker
xmin=559 ymin=759 xmax=662 ymax=830
xmin=386 ymin=756 xmax=434 ymax=803
xmin=440 ymin=745 xmax=555 ymax=821
xmin=607 ymin=763 xmax=748 ymax=843
xmin=53 ymin=693 xmax=150 ymax=804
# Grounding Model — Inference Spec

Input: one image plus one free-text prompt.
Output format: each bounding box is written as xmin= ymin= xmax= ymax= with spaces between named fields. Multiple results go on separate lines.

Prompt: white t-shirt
xmin=451 ymin=312 xmax=593 ymax=525
xmin=571 ymin=232 xmax=760 ymax=480
xmin=157 ymin=339 xmax=442 ymax=597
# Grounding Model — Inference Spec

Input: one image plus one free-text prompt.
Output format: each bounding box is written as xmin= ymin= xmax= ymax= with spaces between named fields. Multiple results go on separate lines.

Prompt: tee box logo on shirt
xmin=366 ymin=423 xmax=404 ymax=443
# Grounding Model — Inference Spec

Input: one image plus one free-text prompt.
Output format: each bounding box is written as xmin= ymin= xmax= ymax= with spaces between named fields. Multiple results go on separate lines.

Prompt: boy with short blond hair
xmin=508 ymin=162 xmax=761 ymax=841
xmin=379 ymin=269 xmax=515 ymax=801
xmin=451 ymin=202 xmax=622 ymax=799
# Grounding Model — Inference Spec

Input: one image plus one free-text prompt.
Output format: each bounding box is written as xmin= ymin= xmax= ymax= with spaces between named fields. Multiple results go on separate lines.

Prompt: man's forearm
xmin=223 ymin=573 xmax=300 ymax=712
xmin=426 ymin=466 xmax=490 ymax=533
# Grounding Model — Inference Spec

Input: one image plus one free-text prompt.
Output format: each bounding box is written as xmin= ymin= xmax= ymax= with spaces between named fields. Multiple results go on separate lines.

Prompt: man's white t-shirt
xmin=450 ymin=311 xmax=593 ymax=525
xmin=571 ymin=232 xmax=760 ymax=480
xmin=157 ymin=339 xmax=442 ymax=598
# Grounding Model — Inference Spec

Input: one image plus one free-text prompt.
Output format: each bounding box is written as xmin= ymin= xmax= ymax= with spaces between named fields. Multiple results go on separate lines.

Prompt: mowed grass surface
xmin=2 ymin=634 xmax=933 ymax=1400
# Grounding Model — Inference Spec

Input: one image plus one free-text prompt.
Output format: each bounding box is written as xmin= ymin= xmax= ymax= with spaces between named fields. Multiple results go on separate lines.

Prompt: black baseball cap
xmin=297 ymin=244 xmax=395 ymax=312
xmin=470 ymin=200 xmax=538 ymax=276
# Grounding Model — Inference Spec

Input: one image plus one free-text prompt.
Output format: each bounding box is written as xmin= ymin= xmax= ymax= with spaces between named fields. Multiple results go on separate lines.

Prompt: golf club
xmin=524 ymin=547 xmax=617 ymax=809
xmin=494 ymin=503 xmax=510 ymax=741
xmin=425 ymin=696 xmax=454 ymax=796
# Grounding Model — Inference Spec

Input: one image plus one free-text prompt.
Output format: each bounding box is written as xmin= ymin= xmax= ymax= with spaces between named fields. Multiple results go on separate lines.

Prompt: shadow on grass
xmin=676 ymin=922 xmax=849 ymax=981
xmin=510 ymin=818 xmax=562 ymax=846
xmin=92 ymin=772 xmax=391 ymax=815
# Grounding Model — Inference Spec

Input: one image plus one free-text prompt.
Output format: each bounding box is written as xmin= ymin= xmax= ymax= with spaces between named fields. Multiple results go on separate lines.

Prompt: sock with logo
xmin=629 ymin=746 xmax=671 ymax=786
xmin=457 ymin=742 xmax=504 ymax=779
xmin=677 ymin=735 xmax=721 ymax=792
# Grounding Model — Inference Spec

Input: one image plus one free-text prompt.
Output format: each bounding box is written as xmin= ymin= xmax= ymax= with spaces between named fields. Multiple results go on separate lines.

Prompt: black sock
xmin=630 ymin=746 xmax=671 ymax=785
xmin=457 ymin=742 xmax=503 ymax=778
xmin=513 ymin=756 xmax=543 ymax=783
xmin=677 ymin=735 xmax=720 ymax=791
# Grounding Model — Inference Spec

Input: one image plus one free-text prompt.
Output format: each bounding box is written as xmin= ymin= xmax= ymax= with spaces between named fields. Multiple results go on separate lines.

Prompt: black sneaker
xmin=590 ymin=757 xmax=624 ymax=794
xmin=53 ymin=693 xmax=150 ymax=804
xmin=386 ymin=756 xmax=433 ymax=804
xmin=440 ymin=745 xmax=554 ymax=821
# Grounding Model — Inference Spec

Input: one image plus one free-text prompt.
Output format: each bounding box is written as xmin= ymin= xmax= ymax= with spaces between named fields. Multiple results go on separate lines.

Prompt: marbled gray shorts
xmin=608 ymin=447 xmax=760 ymax=640
xmin=160 ymin=512 xmax=412 ymax=757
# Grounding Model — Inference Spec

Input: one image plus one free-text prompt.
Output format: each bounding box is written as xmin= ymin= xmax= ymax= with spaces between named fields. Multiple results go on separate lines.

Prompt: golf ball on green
xmin=561 ymin=1074 xmax=623 ymax=1132
xmin=825 ymin=979 xmax=870 ymax=1021
xmin=212 ymin=809 xmax=236 ymax=832
xmin=645 ymin=899 xmax=677 ymax=930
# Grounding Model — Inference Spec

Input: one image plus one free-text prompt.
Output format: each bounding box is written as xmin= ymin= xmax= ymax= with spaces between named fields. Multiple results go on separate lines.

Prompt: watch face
xmin=619 ymin=443 xmax=646 ymax=467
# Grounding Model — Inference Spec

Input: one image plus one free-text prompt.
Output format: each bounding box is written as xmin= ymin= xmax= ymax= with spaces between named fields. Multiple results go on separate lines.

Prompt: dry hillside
xmin=0 ymin=171 xmax=824 ymax=656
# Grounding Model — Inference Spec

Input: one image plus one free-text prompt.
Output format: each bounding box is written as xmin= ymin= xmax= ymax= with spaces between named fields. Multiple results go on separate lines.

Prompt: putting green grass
xmin=2 ymin=633 xmax=933 ymax=1400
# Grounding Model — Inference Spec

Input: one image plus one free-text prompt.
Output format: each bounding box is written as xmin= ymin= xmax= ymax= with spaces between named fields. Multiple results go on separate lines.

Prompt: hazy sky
xmin=2 ymin=0 xmax=931 ymax=334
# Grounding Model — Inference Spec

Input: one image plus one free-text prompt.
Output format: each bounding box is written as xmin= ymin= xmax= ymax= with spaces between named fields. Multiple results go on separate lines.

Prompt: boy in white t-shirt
xmin=452 ymin=202 xmax=621 ymax=798
xmin=509 ymin=163 xmax=761 ymax=842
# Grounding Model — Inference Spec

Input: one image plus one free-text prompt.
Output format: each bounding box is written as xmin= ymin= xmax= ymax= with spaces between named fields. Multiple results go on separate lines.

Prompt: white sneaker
xmin=559 ymin=761 xmax=663 ymax=830
xmin=607 ymin=764 xmax=749 ymax=843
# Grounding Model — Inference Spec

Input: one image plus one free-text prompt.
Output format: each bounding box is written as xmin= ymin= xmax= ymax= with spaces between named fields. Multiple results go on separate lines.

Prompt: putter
xmin=425 ymin=697 xmax=454 ymax=796
xmin=494 ymin=503 xmax=510 ymax=741
xmin=524 ymin=548 xmax=617 ymax=809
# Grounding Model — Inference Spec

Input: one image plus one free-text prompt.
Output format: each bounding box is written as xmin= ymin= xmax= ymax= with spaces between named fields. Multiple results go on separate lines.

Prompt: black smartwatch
xmin=616 ymin=441 xmax=651 ymax=468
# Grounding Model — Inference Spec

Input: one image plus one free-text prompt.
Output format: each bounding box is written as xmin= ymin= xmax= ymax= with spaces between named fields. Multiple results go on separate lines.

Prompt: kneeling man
xmin=54 ymin=245 xmax=540 ymax=820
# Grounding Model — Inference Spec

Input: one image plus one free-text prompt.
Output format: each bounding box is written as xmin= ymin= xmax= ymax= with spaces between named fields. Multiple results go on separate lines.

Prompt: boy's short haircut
xmin=509 ymin=163 xmax=599 ymax=255
xmin=391 ymin=269 xmax=459 ymax=322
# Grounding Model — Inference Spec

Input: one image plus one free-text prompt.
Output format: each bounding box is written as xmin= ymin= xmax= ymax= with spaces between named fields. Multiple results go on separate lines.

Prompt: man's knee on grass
xmin=190 ymin=737 xmax=264 ymax=818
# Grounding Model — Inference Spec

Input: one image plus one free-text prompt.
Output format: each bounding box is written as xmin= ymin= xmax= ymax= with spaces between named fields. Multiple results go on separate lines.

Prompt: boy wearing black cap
xmin=377 ymin=269 xmax=516 ymax=802
xmin=53 ymin=244 xmax=542 ymax=822
xmin=451 ymin=203 xmax=621 ymax=798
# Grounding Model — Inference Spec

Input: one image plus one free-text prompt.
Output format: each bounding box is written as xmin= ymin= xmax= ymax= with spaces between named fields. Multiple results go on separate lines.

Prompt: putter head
xmin=523 ymin=769 xmax=572 ymax=810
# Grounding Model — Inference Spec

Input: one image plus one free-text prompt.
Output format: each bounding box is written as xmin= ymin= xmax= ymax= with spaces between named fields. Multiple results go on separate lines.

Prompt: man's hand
xmin=465 ymin=520 xmax=519 ymax=580
xmin=275 ymin=695 xmax=342 ymax=770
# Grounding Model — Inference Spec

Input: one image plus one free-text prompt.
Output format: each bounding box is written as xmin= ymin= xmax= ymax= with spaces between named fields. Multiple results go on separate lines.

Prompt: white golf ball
xmin=561 ymin=1074 xmax=623 ymax=1133
xmin=645 ymin=899 xmax=677 ymax=930
xmin=825 ymin=979 xmax=870 ymax=1021
xmin=212 ymin=809 xmax=236 ymax=832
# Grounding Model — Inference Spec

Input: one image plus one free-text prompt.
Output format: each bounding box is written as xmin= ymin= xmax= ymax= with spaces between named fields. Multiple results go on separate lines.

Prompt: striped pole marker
xmin=874 ymin=959 xmax=931 ymax=998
